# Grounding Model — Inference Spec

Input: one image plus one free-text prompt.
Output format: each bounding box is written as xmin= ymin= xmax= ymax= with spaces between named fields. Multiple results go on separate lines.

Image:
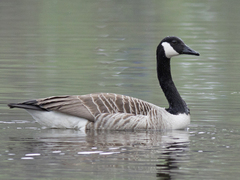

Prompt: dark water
xmin=1 ymin=0 xmax=240 ymax=179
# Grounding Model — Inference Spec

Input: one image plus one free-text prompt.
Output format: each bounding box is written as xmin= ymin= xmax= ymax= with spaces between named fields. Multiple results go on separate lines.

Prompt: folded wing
xmin=9 ymin=93 xmax=156 ymax=123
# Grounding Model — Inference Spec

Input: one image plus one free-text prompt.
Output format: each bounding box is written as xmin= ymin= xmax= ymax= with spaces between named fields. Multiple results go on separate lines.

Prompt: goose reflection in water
xmin=8 ymin=130 xmax=189 ymax=179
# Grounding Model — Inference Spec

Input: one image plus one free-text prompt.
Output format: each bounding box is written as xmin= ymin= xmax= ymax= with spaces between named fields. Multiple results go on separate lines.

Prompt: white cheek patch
xmin=161 ymin=42 xmax=179 ymax=58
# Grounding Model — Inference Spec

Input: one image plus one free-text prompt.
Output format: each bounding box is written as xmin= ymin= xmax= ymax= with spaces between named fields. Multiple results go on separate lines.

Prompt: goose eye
xmin=171 ymin=40 xmax=177 ymax=45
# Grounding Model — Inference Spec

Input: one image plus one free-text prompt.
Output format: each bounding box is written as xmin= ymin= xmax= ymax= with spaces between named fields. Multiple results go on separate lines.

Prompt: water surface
xmin=1 ymin=0 xmax=240 ymax=179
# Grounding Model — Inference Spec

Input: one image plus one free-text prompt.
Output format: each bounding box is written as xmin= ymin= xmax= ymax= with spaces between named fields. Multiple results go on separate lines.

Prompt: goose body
xmin=8 ymin=36 xmax=199 ymax=130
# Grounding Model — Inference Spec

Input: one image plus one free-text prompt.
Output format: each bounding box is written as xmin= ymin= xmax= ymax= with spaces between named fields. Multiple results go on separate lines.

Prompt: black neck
xmin=156 ymin=48 xmax=189 ymax=115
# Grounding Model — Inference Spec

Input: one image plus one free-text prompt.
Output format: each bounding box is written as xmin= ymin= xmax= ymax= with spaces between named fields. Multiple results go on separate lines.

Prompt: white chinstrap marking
xmin=161 ymin=42 xmax=179 ymax=58
xmin=9 ymin=36 xmax=196 ymax=131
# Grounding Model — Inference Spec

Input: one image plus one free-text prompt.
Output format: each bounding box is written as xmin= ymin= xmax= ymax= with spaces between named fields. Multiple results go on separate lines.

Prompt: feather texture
xmin=8 ymin=36 xmax=199 ymax=130
xmin=9 ymin=93 xmax=190 ymax=130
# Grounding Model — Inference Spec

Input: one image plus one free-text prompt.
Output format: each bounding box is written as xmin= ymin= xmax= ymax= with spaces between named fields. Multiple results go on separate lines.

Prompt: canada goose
xmin=8 ymin=36 xmax=199 ymax=130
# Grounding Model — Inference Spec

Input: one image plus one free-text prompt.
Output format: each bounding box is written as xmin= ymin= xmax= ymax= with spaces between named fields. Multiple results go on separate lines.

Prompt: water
xmin=1 ymin=0 xmax=240 ymax=179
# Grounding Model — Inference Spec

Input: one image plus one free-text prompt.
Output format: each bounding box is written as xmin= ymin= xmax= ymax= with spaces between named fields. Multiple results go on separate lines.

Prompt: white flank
xmin=26 ymin=109 xmax=88 ymax=131
xmin=161 ymin=42 xmax=179 ymax=58
xmin=24 ymin=103 xmax=190 ymax=130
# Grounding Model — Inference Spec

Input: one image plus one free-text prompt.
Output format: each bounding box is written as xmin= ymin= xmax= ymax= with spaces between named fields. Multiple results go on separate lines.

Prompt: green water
xmin=1 ymin=0 xmax=240 ymax=179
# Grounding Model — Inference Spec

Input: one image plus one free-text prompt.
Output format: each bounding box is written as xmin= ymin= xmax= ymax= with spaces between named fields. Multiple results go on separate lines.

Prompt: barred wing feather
xmin=36 ymin=93 xmax=157 ymax=123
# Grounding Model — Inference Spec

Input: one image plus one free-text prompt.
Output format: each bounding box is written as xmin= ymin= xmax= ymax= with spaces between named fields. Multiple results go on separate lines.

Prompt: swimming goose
xmin=8 ymin=36 xmax=199 ymax=130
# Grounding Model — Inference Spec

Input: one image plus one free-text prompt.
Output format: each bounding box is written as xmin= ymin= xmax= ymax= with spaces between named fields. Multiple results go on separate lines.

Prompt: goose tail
xmin=8 ymin=100 xmax=47 ymax=111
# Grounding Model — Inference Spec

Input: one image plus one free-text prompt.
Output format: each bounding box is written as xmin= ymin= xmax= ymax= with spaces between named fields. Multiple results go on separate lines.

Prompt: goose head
xmin=159 ymin=36 xmax=200 ymax=59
